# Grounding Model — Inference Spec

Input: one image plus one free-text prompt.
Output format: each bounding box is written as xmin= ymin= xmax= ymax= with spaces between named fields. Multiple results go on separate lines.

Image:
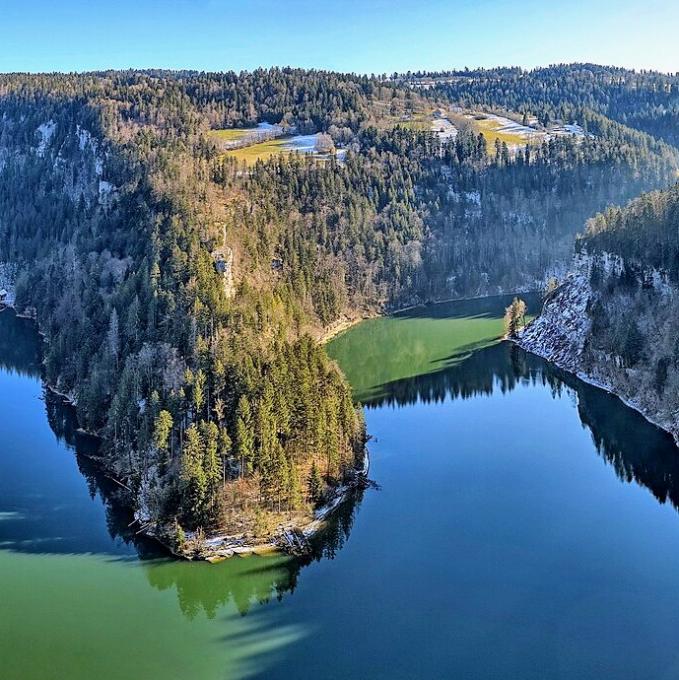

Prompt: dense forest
xmin=0 ymin=67 xmax=677 ymax=551
xmin=409 ymin=64 xmax=679 ymax=148
xmin=578 ymin=182 xmax=679 ymax=384
xmin=520 ymin=181 xmax=679 ymax=445
xmin=579 ymin=183 xmax=679 ymax=275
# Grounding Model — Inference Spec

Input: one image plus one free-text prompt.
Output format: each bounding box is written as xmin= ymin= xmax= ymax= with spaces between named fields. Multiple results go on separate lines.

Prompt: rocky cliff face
xmin=518 ymin=253 xmax=679 ymax=443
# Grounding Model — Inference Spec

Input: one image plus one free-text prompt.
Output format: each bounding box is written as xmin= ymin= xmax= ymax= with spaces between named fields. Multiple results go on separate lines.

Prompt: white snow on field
xmin=431 ymin=116 xmax=457 ymax=141
xmin=282 ymin=134 xmax=346 ymax=163
xmin=36 ymin=120 xmax=56 ymax=156
xmin=547 ymin=122 xmax=592 ymax=140
xmin=256 ymin=122 xmax=277 ymax=132
xmin=468 ymin=113 xmax=543 ymax=141
xmin=282 ymin=134 xmax=317 ymax=153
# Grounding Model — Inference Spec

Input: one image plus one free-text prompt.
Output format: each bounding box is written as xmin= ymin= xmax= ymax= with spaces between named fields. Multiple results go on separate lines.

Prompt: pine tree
xmin=308 ymin=460 xmax=324 ymax=505
xmin=106 ymin=308 xmax=120 ymax=367
xmin=179 ymin=425 xmax=207 ymax=523
xmin=288 ymin=459 xmax=303 ymax=511
xmin=217 ymin=426 xmax=232 ymax=483
xmin=153 ymin=409 xmax=173 ymax=462
xmin=235 ymin=395 xmax=255 ymax=477
xmin=200 ymin=420 xmax=221 ymax=516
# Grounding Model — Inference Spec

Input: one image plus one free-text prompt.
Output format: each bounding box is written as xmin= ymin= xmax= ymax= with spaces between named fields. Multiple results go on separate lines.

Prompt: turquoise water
xmin=4 ymin=298 xmax=679 ymax=679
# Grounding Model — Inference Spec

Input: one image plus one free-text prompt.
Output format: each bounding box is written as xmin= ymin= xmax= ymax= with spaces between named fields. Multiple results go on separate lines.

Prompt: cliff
xmin=518 ymin=253 xmax=679 ymax=444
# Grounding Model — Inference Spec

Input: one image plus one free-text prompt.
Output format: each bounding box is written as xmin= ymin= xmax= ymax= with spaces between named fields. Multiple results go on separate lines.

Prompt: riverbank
xmin=318 ymin=314 xmax=372 ymax=344
xmin=3 ymin=302 xmax=373 ymax=562
xmin=319 ymin=288 xmax=543 ymax=345
xmin=5 ymin=289 xmax=540 ymax=563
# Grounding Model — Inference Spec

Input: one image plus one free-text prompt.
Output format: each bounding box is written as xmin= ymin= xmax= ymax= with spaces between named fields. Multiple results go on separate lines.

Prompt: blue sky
xmin=2 ymin=0 xmax=677 ymax=74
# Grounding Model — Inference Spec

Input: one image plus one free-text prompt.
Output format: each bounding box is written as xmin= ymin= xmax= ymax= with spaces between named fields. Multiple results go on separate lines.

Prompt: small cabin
xmin=271 ymin=257 xmax=284 ymax=273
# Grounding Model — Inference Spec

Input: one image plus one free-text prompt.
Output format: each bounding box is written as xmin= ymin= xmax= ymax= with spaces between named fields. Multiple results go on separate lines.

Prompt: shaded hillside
xmin=519 ymin=183 xmax=679 ymax=443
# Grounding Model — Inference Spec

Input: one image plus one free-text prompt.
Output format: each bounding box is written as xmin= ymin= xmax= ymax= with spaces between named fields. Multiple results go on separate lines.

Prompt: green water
xmin=329 ymin=295 xmax=534 ymax=402
xmin=0 ymin=311 xmax=312 ymax=680
xmin=5 ymin=294 xmax=679 ymax=679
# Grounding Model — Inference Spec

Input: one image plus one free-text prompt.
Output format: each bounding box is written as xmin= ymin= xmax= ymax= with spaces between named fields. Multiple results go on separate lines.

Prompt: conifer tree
xmin=235 ymin=395 xmax=255 ymax=478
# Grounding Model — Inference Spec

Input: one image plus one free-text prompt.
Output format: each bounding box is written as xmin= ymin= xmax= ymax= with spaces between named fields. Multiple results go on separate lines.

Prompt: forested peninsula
xmin=1 ymin=66 xmax=678 ymax=558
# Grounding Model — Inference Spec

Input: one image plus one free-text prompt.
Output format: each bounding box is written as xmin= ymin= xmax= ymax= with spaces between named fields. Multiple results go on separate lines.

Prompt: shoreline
xmin=320 ymin=289 xmax=542 ymax=345
xmin=3 ymin=289 xmax=539 ymax=563
xmin=187 ymin=448 xmax=371 ymax=563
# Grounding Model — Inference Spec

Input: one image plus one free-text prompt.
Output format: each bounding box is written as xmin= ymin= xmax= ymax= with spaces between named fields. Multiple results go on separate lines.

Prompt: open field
xmin=432 ymin=115 xmax=458 ymax=141
xmin=209 ymin=128 xmax=254 ymax=143
xmin=225 ymin=137 xmax=290 ymax=164
xmin=224 ymin=133 xmax=344 ymax=166
xmin=396 ymin=113 xmax=433 ymax=131
xmin=467 ymin=113 xmax=542 ymax=149
xmin=209 ymin=122 xmax=282 ymax=151
xmin=213 ymin=108 xmax=584 ymax=167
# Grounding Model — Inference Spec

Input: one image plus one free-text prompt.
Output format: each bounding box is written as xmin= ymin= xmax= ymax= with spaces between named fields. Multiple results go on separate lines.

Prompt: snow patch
xmin=0 ymin=262 xmax=18 ymax=306
xmin=36 ymin=120 xmax=56 ymax=156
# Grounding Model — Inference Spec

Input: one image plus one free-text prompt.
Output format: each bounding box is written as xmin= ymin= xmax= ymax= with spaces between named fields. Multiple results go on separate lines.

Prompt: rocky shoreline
xmin=171 ymin=449 xmax=371 ymax=563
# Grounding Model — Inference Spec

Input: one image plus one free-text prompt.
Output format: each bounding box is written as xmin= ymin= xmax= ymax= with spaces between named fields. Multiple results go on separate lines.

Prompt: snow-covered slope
xmin=518 ymin=258 xmax=592 ymax=373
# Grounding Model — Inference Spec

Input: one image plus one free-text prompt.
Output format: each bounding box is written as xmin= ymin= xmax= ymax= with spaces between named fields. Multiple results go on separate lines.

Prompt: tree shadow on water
xmin=392 ymin=293 xmax=534 ymax=322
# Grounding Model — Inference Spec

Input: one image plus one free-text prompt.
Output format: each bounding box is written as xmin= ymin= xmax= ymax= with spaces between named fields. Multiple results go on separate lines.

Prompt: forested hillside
xmin=1 ymin=68 xmax=677 ymax=552
xmin=519 ymin=183 xmax=679 ymax=443
xmin=580 ymin=183 xmax=679 ymax=274
xmin=0 ymin=72 xmax=370 ymax=551
xmin=412 ymin=64 xmax=679 ymax=148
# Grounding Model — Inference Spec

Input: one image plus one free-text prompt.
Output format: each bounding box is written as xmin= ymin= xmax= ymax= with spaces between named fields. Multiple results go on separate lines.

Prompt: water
xmin=4 ymin=296 xmax=679 ymax=679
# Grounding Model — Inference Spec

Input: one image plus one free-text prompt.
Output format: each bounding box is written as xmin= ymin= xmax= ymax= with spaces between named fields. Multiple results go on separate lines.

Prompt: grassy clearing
xmin=468 ymin=115 xmax=541 ymax=150
xmin=225 ymin=137 xmax=335 ymax=167
xmin=225 ymin=137 xmax=290 ymax=165
xmin=209 ymin=128 xmax=255 ymax=143
xmin=367 ymin=98 xmax=438 ymax=131
xmin=473 ymin=118 xmax=531 ymax=148
xmin=395 ymin=113 xmax=433 ymax=132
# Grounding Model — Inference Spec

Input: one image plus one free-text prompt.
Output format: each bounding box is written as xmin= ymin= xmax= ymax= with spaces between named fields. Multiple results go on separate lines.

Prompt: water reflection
xmin=5 ymin=302 xmax=679 ymax=638
xmin=139 ymin=490 xmax=366 ymax=620
xmin=368 ymin=340 xmax=679 ymax=517
xmin=393 ymin=294 xmax=539 ymax=322
xmin=0 ymin=309 xmax=42 ymax=377
xmin=363 ymin=341 xmax=540 ymax=407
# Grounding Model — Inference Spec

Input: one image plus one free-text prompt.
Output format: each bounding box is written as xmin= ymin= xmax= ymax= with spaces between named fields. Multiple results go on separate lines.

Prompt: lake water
xmin=3 ymin=295 xmax=679 ymax=679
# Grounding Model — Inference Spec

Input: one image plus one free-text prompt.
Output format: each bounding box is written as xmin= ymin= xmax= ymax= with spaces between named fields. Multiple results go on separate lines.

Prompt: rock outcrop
xmin=518 ymin=253 xmax=679 ymax=444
